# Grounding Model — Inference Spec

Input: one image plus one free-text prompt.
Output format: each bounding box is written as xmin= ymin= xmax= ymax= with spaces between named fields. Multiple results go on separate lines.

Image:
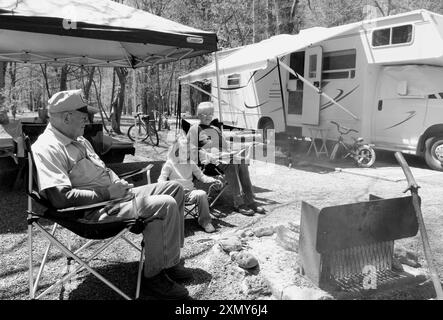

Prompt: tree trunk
xmin=156 ymin=65 xmax=163 ymax=131
xmin=83 ymin=67 xmax=95 ymax=101
xmin=0 ymin=62 xmax=7 ymax=89
xmin=60 ymin=65 xmax=69 ymax=91
xmin=40 ymin=65 xmax=52 ymax=101
xmin=276 ymin=0 xmax=296 ymax=34
xmin=112 ymin=67 xmax=128 ymax=134
xmin=267 ymin=0 xmax=277 ymax=38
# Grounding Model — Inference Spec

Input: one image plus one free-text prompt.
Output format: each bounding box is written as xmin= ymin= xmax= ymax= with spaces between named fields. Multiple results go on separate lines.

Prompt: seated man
xmin=187 ymin=101 xmax=265 ymax=216
xmin=32 ymin=89 xmax=191 ymax=300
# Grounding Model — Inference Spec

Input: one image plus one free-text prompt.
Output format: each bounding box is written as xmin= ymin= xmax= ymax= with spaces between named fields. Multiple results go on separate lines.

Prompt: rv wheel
xmin=424 ymin=137 xmax=443 ymax=171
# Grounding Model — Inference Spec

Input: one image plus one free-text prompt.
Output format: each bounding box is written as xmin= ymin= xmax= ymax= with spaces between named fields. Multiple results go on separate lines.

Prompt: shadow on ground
xmin=68 ymin=262 xmax=212 ymax=300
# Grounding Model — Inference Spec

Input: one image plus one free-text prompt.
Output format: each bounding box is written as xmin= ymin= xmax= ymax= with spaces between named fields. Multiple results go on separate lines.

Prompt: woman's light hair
xmin=197 ymin=101 xmax=214 ymax=115
xmin=167 ymin=135 xmax=190 ymax=163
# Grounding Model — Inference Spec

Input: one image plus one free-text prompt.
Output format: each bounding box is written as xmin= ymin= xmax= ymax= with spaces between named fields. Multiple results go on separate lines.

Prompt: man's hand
xmin=211 ymin=178 xmax=224 ymax=191
xmin=108 ymin=180 xmax=134 ymax=200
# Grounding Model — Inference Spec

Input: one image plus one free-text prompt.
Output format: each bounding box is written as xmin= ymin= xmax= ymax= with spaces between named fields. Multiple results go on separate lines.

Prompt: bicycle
xmin=127 ymin=112 xmax=159 ymax=146
xmin=329 ymin=121 xmax=376 ymax=168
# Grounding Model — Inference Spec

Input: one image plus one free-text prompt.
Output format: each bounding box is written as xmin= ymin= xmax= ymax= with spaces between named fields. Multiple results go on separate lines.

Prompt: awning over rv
xmin=179 ymin=22 xmax=360 ymax=84
xmin=0 ymin=0 xmax=218 ymax=67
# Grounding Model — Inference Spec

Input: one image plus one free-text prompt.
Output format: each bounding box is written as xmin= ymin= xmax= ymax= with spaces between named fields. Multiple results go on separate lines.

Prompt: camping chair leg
xmin=28 ymin=224 xmax=34 ymax=299
xmin=209 ymin=185 xmax=228 ymax=209
xmin=32 ymin=223 xmax=58 ymax=296
xmin=34 ymin=224 xmax=132 ymax=300
xmin=135 ymin=241 xmax=145 ymax=299
xmin=121 ymin=235 xmax=142 ymax=252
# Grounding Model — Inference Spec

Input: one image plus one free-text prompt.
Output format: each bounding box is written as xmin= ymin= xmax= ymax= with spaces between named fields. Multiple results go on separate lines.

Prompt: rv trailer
xmin=179 ymin=10 xmax=443 ymax=171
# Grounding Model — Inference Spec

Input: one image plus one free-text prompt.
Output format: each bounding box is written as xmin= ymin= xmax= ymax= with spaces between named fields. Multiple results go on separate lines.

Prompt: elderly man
xmin=32 ymin=89 xmax=191 ymax=300
xmin=187 ymin=101 xmax=265 ymax=216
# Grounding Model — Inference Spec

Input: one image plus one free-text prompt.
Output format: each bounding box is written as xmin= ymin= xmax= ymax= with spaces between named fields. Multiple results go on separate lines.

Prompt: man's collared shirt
xmin=32 ymin=123 xmax=117 ymax=192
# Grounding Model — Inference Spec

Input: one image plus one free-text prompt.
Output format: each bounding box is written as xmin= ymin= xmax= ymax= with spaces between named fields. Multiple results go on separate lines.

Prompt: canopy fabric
xmin=0 ymin=0 xmax=218 ymax=68
xmin=179 ymin=22 xmax=361 ymax=84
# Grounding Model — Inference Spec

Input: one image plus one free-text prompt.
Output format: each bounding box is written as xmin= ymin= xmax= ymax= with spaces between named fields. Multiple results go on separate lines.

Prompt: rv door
xmin=302 ymin=46 xmax=323 ymax=125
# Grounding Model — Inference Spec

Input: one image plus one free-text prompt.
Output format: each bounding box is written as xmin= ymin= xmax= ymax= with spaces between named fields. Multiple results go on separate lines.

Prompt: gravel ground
xmin=1 ymin=122 xmax=442 ymax=300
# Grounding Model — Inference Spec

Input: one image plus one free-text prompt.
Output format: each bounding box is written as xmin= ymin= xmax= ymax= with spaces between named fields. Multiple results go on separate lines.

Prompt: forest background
xmin=1 ymin=0 xmax=442 ymax=133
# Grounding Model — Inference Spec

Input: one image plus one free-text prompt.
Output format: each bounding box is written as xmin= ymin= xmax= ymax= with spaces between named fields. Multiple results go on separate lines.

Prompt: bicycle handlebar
xmin=330 ymin=121 xmax=358 ymax=135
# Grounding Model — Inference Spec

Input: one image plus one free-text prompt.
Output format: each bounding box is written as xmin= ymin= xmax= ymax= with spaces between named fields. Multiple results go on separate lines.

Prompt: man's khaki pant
xmin=91 ymin=181 xmax=185 ymax=278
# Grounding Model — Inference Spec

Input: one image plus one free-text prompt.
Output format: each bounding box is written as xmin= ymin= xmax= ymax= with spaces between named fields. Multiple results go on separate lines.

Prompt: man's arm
xmin=192 ymin=164 xmax=217 ymax=184
xmin=45 ymin=185 xmax=110 ymax=209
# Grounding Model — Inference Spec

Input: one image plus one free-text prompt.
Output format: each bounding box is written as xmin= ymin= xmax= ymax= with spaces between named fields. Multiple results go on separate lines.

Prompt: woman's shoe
xmin=233 ymin=205 xmax=254 ymax=216
xmin=248 ymin=203 xmax=265 ymax=214
xmin=202 ymin=222 xmax=216 ymax=233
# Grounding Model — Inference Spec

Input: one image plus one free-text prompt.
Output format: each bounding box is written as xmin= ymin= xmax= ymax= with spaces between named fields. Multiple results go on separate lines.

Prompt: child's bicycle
xmin=127 ymin=112 xmax=159 ymax=146
xmin=329 ymin=121 xmax=376 ymax=168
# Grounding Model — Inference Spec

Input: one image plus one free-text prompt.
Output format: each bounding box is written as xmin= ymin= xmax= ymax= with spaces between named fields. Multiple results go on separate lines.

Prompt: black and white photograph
xmin=1 ymin=0 xmax=443 ymax=309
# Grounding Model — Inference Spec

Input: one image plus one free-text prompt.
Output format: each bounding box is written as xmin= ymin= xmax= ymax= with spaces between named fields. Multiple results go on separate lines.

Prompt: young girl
xmin=158 ymin=137 xmax=222 ymax=233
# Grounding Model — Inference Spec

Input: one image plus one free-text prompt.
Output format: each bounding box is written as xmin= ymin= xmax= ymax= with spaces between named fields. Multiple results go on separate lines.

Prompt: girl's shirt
xmin=158 ymin=160 xmax=217 ymax=191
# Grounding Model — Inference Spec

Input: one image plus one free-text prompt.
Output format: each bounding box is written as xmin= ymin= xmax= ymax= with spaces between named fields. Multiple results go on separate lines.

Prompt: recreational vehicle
xmin=179 ymin=10 xmax=443 ymax=171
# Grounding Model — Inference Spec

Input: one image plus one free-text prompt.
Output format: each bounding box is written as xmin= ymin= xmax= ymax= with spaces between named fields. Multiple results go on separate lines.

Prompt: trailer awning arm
xmin=186 ymin=82 xmax=230 ymax=106
xmin=274 ymin=59 xmax=360 ymax=121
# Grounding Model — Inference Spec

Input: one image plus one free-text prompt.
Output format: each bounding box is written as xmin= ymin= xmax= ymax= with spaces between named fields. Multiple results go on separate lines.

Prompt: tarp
xmin=179 ymin=22 xmax=361 ymax=84
xmin=0 ymin=0 xmax=218 ymax=67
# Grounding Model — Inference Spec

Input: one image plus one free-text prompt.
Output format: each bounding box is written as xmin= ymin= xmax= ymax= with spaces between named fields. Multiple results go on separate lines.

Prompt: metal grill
xmin=299 ymin=195 xmax=419 ymax=293
xmin=322 ymin=241 xmax=394 ymax=280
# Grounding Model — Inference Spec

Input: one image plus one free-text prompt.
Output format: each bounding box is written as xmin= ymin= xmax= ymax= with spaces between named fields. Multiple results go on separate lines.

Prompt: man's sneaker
xmin=233 ymin=205 xmax=254 ymax=216
xmin=202 ymin=222 xmax=216 ymax=233
xmin=142 ymin=271 xmax=189 ymax=300
xmin=248 ymin=203 xmax=265 ymax=214
xmin=165 ymin=264 xmax=194 ymax=282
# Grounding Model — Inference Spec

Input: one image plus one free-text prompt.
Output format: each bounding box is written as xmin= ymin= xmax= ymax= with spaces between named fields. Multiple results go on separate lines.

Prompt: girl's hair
xmin=167 ymin=135 xmax=189 ymax=163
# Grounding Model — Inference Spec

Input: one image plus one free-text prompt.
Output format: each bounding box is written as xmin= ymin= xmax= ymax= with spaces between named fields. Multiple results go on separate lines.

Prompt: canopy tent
xmin=0 ymin=0 xmax=218 ymax=68
xmin=179 ymin=22 xmax=360 ymax=84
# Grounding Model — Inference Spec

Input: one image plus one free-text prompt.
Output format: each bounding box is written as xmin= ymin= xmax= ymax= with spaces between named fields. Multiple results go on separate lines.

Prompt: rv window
xmin=227 ymin=74 xmax=241 ymax=87
xmin=323 ymin=71 xmax=350 ymax=79
xmin=392 ymin=25 xmax=412 ymax=44
xmin=372 ymin=24 xmax=413 ymax=47
xmin=309 ymin=55 xmax=318 ymax=78
xmin=372 ymin=28 xmax=391 ymax=46
xmin=290 ymin=51 xmax=305 ymax=80
xmin=322 ymin=49 xmax=356 ymax=79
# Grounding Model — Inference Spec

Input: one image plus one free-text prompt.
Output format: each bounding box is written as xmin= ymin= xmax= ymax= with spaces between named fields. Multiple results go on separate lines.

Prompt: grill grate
xmin=322 ymin=241 xmax=394 ymax=281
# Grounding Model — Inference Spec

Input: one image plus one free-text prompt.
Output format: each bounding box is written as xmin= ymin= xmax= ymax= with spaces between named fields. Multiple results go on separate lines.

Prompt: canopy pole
xmin=214 ymin=51 xmax=223 ymax=132
xmin=176 ymin=82 xmax=182 ymax=134
xmin=277 ymin=60 xmax=359 ymax=121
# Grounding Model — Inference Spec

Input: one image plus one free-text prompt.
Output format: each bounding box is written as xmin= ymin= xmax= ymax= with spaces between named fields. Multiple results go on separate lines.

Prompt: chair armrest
xmin=118 ymin=164 xmax=153 ymax=180
xmin=57 ymin=193 xmax=135 ymax=213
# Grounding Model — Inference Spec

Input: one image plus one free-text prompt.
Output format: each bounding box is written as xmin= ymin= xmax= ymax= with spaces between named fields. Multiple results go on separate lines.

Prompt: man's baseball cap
xmin=48 ymin=89 xmax=98 ymax=114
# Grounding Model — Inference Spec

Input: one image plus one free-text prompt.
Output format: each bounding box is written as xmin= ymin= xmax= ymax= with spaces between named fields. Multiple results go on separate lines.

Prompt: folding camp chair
xmin=24 ymin=136 xmax=152 ymax=300
xmin=184 ymin=174 xmax=228 ymax=220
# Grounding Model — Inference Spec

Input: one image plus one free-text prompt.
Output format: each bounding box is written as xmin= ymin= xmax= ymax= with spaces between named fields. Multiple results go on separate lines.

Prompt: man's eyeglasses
xmin=199 ymin=113 xmax=213 ymax=118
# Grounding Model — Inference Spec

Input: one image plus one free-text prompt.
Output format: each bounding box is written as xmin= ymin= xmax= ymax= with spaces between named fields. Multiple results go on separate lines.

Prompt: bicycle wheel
xmin=356 ymin=145 xmax=376 ymax=168
xmin=147 ymin=121 xmax=159 ymax=146
xmin=127 ymin=123 xmax=148 ymax=142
